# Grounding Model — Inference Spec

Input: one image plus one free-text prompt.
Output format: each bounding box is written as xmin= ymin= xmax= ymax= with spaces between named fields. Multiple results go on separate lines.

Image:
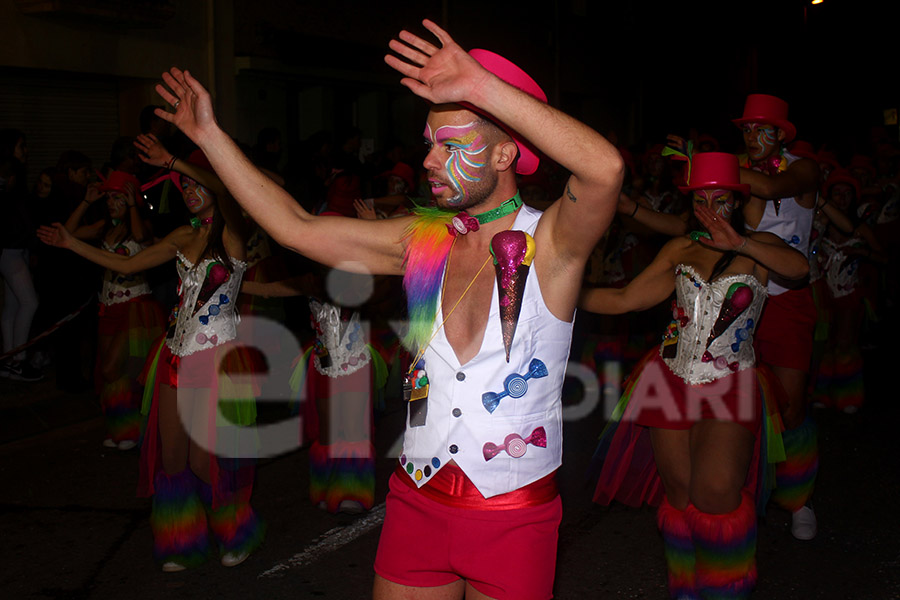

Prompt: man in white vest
xmin=152 ymin=19 xmax=623 ymax=599
xmin=734 ymin=93 xmax=822 ymax=541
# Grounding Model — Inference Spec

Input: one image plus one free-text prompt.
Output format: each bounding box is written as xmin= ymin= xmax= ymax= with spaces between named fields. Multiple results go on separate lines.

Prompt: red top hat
xmin=459 ymin=49 xmax=547 ymax=176
xmin=825 ymin=168 xmax=861 ymax=200
xmin=678 ymin=152 xmax=750 ymax=195
xmin=732 ymin=94 xmax=796 ymax=143
xmin=379 ymin=161 xmax=416 ymax=193
xmin=97 ymin=169 xmax=143 ymax=206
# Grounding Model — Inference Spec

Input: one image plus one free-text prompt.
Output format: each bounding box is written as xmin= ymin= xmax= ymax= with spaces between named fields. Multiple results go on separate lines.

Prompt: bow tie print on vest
xmin=482 ymin=358 xmax=548 ymax=413
xmin=483 ymin=427 xmax=547 ymax=461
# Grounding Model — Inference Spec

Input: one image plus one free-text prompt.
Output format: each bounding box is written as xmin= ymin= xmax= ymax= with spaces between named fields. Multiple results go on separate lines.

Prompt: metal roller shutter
xmin=0 ymin=68 xmax=120 ymax=189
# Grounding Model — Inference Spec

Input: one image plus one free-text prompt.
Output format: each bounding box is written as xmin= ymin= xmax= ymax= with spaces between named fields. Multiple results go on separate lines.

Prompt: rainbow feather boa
xmin=401 ymin=206 xmax=456 ymax=352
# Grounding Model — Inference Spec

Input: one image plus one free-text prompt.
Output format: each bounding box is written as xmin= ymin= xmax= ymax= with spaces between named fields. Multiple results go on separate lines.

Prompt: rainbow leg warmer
xmin=657 ymin=497 xmax=698 ymax=599
xmin=310 ymin=440 xmax=375 ymax=513
xmin=150 ymin=470 xmax=209 ymax=568
xmin=199 ymin=478 xmax=265 ymax=558
xmin=687 ymin=491 xmax=757 ymax=599
xmin=771 ymin=417 xmax=818 ymax=512
xmin=99 ymin=376 xmax=141 ymax=443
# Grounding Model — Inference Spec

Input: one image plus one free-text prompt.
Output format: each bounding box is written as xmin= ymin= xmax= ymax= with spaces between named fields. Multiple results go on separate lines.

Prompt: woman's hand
xmin=134 ymin=133 xmax=173 ymax=168
xmin=84 ymin=183 xmax=104 ymax=205
xmin=694 ymin=204 xmax=746 ymax=252
xmin=37 ymin=223 xmax=74 ymax=249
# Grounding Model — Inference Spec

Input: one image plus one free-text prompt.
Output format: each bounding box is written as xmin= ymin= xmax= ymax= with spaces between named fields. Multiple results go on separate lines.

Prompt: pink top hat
xmin=677 ymin=152 xmax=750 ymax=195
xmin=825 ymin=168 xmax=861 ymax=200
xmin=459 ymin=49 xmax=547 ymax=176
xmin=732 ymin=94 xmax=797 ymax=143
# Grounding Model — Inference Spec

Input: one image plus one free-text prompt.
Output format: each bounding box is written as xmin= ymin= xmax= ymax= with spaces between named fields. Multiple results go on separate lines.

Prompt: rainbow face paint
xmin=693 ymin=189 xmax=736 ymax=220
xmin=742 ymin=123 xmax=778 ymax=161
xmin=424 ymin=121 xmax=489 ymax=206
xmin=180 ymin=176 xmax=213 ymax=213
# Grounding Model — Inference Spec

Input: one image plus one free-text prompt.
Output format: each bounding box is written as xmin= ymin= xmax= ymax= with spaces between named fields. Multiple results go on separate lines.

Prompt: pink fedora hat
xmin=459 ymin=49 xmax=547 ymax=176
xmin=732 ymin=94 xmax=797 ymax=143
xmin=678 ymin=152 xmax=750 ymax=195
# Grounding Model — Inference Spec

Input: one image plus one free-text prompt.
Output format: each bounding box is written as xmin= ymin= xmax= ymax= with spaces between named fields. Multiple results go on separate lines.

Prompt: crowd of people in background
xmin=1 ymin=62 xmax=898 ymax=596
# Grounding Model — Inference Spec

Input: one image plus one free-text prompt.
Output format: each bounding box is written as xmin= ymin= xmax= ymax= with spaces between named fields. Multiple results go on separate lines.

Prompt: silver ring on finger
xmin=174 ymin=100 xmax=181 ymax=109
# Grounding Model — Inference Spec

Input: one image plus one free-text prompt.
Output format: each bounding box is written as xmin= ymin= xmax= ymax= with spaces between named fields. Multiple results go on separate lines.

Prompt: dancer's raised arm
xmin=151 ymin=69 xmax=410 ymax=275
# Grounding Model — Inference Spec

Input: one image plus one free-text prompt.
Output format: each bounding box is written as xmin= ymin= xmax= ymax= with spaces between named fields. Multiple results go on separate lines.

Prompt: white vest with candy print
xmin=166 ymin=251 xmax=246 ymax=357
xmin=747 ymin=150 xmax=814 ymax=296
xmin=399 ymin=205 xmax=574 ymax=499
xmin=100 ymin=239 xmax=152 ymax=305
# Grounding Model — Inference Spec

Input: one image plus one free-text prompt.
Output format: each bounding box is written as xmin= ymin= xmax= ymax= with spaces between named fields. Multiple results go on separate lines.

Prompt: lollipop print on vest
xmin=490 ymin=230 xmax=535 ymax=362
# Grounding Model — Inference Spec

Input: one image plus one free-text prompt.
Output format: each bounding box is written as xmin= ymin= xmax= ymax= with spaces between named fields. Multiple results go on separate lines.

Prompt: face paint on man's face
xmin=743 ymin=123 xmax=778 ymax=161
xmin=693 ymin=189 xmax=736 ymax=219
xmin=425 ymin=121 xmax=489 ymax=206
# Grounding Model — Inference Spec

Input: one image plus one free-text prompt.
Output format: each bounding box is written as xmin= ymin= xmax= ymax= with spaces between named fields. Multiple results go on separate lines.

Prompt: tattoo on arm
xmin=566 ymin=184 xmax=577 ymax=203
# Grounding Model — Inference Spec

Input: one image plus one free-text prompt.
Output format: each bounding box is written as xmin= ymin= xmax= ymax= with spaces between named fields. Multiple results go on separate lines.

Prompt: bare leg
xmin=772 ymin=366 xmax=808 ymax=430
xmin=185 ymin=387 xmax=213 ymax=484
xmin=158 ymin=383 xmax=191 ymax=475
xmin=688 ymin=420 xmax=755 ymax=514
xmin=650 ymin=427 xmax=692 ymax=509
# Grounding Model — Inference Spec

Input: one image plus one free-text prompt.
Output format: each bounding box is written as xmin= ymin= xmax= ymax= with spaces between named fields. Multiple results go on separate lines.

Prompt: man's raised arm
xmin=385 ymin=20 xmax=624 ymax=263
xmin=152 ymin=68 xmax=408 ymax=276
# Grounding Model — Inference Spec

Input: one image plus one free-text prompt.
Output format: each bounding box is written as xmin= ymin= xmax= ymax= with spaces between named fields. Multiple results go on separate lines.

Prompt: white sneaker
xmin=102 ymin=438 xmax=117 ymax=448
xmin=221 ymin=551 xmax=249 ymax=567
xmin=792 ymin=506 xmax=817 ymax=540
xmin=338 ymin=500 xmax=366 ymax=514
xmin=162 ymin=561 xmax=186 ymax=572
xmin=117 ymin=440 xmax=137 ymax=451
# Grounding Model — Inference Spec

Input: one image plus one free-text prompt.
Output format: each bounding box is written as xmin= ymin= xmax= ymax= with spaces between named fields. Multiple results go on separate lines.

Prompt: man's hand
xmin=384 ymin=19 xmax=490 ymax=106
xmin=134 ymin=134 xmax=174 ymax=169
xmin=153 ymin=68 xmax=218 ymax=145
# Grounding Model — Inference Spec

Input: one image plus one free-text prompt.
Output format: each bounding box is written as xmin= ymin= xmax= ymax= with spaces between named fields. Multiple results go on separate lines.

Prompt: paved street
xmin=2 ymin=322 xmax=899 ymax=599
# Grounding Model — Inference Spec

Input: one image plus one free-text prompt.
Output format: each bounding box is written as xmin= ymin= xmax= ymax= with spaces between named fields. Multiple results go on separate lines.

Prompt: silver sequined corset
xmin=309 ymin=298 xmax=370 ymax=378
xmin=100 ymin=240 xmax=151 ymax=305
xmin=166 ymin=251 xmax=246 ymax=357
xmin=660 ymin=265 xmax=768 ymax=384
